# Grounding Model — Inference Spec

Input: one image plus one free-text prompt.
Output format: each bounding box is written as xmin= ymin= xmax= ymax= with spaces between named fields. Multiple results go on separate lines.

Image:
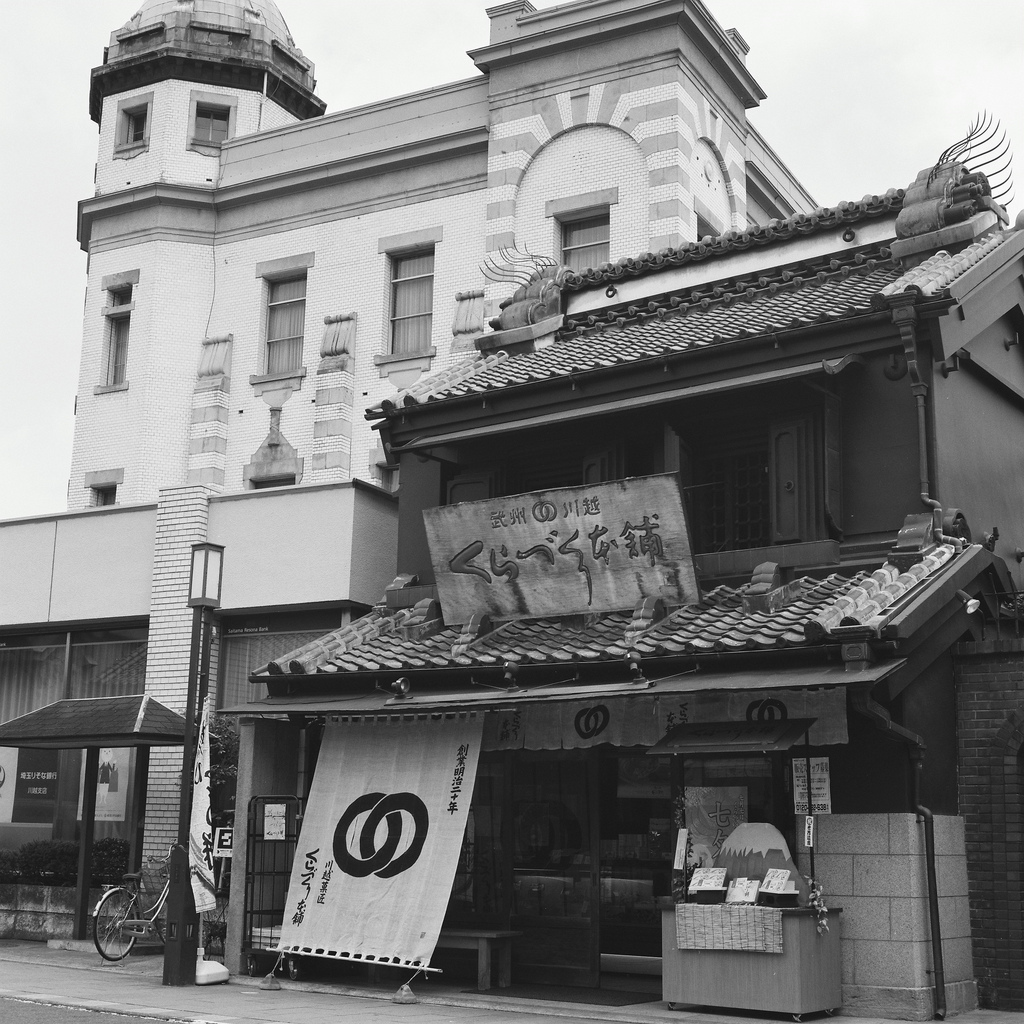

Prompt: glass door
xmin=510 ymin=751 xmax=599 ymax=986
xmin=598 ymin=753 xmax=673 ymax=962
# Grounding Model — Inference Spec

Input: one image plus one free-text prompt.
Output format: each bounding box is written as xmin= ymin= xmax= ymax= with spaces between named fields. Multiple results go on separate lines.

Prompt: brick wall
xmin=141 ymin=484 xmax=215 ymax=860
xmin=955 ymin=638 xmax=1024 ymax=1010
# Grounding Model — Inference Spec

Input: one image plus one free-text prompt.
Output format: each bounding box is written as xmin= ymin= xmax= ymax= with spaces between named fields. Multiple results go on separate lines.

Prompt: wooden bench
xmin=436 ymin=928 xmax=521 ymax=991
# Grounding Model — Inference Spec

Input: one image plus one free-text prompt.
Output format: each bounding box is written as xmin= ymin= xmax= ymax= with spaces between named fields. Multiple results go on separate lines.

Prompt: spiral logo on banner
xmin=574 ymin=704 xmax=610 ymax=739
xmin=333 ymin=792 xmax=429 ymax=879
xmin=746 ymin=697 xmax=788 ymax=722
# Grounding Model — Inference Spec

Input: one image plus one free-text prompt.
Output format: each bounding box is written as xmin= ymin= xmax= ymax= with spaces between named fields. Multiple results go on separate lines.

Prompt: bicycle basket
xmin=141 ymin=861 xmax=168 ymax=902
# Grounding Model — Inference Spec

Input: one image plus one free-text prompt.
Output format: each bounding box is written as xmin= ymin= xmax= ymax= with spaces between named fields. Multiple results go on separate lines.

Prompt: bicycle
xmin=92 ymin=848 xmax=171 ymax=961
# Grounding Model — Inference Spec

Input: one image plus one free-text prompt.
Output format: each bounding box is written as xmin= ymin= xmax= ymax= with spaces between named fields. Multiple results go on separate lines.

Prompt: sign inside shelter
xmin=423 ymin=474 xmax=697 ymax=623
xmin=77 ymin=747 xmax=131 ymax=823
xmin=11 ymin=749 xmax=60 ymax=823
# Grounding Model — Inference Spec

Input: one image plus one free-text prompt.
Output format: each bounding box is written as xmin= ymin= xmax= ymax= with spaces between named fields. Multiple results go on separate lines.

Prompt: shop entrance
xmin=449 ymin=748 xmax=674 ymax=988
xmin=510 ymin=752 xmax=598 ymax=986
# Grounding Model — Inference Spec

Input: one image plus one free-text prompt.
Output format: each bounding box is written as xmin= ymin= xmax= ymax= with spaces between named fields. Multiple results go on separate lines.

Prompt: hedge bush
xmin=0 ymin=837 xmax=130 ymax=887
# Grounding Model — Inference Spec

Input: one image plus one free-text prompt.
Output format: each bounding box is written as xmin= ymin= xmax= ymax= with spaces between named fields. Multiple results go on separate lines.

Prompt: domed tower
xmin=89 ymin=0 xmax=324 ymax=195
xmin=70 ymin=0 xmax=325 ymax=511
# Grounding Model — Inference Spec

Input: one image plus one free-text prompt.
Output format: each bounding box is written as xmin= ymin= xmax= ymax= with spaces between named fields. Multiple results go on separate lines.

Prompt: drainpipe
xmin=912 ymin=754 xmax=947 ymax=1019
xmin=851 ymin=690 xmax=947 ymax=1019
xmin=888 ymin=295 xmax=963 ymax=554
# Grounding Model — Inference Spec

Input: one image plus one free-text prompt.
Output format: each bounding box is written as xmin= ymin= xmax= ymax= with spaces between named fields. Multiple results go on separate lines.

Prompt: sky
xmin=0 ymin=0 xmax=1021 ymax=521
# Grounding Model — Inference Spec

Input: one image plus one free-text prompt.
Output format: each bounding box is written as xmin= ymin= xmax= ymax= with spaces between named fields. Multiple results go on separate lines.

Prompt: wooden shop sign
xmin=423 ymin=474 xmax=697 ymax=623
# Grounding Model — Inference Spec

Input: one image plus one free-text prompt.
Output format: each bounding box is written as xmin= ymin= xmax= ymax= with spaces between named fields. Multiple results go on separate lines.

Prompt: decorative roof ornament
xmin=481 ymin=246 xmax=557 ymax=292
xmin=892 ymin=118 xmax=1012 ymax=267
xmin=929 ymin=112 xmax=1013 ymax=206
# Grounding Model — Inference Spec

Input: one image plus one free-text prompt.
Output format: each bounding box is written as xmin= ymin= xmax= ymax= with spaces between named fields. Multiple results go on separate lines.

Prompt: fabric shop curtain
xmin=277 ymin=714 xmax=482 ymax=969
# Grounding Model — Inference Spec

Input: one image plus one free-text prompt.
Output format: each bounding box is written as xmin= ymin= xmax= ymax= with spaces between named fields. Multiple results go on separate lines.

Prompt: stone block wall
xmin=0 ymin=884 xmax=105 ymax=941
xmin=955 ymin=637 xmax=1024 ymax=1010
xmin=804 ymin=812 xmax=975 ymax=1019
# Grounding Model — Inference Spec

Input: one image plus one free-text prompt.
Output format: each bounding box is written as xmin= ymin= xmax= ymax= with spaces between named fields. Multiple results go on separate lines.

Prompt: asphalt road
xmin=1 ymin=997 xmax=169 ymax=1023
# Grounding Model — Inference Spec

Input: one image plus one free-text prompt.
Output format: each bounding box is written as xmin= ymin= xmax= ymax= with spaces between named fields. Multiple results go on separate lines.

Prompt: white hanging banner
xmin=278 ymin=715 xmax=483 ymax=969
xmin=189 ymin=704 xmax=217 ymax=914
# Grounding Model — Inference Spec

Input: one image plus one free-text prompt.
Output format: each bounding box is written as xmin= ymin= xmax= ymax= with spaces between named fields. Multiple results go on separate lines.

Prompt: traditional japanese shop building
xmin=234 ymin=158 xmax=1024 ymax=1017
xmin=0 ymin=0 xmax=812 ymax=868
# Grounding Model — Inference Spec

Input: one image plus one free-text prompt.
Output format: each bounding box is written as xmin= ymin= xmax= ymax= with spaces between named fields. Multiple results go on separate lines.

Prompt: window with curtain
xmin=68 ymin=638 xmax=148 ymax=700
xmin=561 ymin=213 xmax=610 ymax=273
xmin=266 ymin=276 xmax=307 ymax=373
xmin=390 ymin=250 xmax=434 ymax=355
xmin=0 ymin=642 xmax=66 ymax=725
xmin=218 ymin=629 xmax=326 ymax=711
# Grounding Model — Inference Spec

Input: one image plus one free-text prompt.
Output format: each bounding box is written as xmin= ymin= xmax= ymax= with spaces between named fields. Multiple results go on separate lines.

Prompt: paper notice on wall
xmin=264 ymin=803 xmax=288 ymax=840
xmin=792 ymin=757 xmax=831 ymax=815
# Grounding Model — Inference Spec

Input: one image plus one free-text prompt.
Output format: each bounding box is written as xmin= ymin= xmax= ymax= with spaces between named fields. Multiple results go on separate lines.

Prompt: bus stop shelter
xmin=0 ymin=694 xmax=185 ymax=938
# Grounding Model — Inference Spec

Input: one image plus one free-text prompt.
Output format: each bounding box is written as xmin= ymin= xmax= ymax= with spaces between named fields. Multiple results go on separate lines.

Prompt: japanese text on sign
xmin=424 ymin=475 xmax=697 ymax=623
xmin=792 ymin=757 xmax=832 ymax=815
xmin=448 ymin=743 xmax=470 ymax=816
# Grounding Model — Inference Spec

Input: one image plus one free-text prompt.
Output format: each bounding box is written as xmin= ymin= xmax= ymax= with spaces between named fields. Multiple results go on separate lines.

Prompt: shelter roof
xmin=0 ymin=695 xmax=185 ymax=749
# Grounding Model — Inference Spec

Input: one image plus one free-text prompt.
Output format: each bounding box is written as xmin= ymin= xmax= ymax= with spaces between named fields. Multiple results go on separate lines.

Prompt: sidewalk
xmin=0 ymin=939 xmax=1021 ymax=1024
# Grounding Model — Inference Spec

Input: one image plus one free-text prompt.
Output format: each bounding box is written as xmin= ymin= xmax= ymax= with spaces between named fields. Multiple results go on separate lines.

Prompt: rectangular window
xmin=266 ymin=276 xmax=306 ymax=374
xmin=561 ymin=213 xmax=610 ymax=273
xmin=682 ymin=395 xmax=841 ymax=556
xmin=124 ymin=107 xmax=147 ymax=145
xmin=390 ymin=250 xmax=434 ymax=355
xmin=194 ymin=104 xmax=230 ymax=144
xmin=105 ymin=285 xmax=132 ymax=386
xmin=92 ymin=485 xmax=117 ymax=507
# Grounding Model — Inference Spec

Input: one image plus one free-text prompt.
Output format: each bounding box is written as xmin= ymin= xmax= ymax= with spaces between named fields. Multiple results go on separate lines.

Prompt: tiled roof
xmin=875 ymin=234 xmax=1008 ymax=300
xmin=561 ymin=191 xmax=906 ymax=291
xmin=0 ymin=694 xmax=185 ymax=748
xmin=263 ymin=545 xmax=960 ymax=677
xmin=379 ymin=248 xmax=901 ymax=408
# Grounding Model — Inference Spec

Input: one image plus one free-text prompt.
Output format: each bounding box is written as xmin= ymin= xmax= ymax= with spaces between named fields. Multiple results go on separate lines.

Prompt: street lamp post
xmin=163 ymin=543 xmax=223 ymax=986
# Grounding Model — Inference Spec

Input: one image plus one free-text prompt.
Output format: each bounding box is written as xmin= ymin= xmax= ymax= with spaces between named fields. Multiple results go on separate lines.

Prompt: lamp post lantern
xmin=163 ymin=542 xmax=224 ymax=986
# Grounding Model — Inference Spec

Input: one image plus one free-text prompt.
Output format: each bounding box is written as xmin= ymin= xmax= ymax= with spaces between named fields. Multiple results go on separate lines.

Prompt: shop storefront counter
xmin=660 ymin=900 xmax=842 ymax=1016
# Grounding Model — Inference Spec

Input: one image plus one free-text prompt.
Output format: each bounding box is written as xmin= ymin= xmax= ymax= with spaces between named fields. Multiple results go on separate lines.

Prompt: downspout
xmin=851 ymin=689 xmax=947 ymax=1019
xmin=888 ymin=295 xmax=963 ymax=554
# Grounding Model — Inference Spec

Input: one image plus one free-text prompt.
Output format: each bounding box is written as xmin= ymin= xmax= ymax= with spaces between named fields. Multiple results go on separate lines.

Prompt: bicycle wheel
xmin=93 ymin=886 xmax=138 ymax=961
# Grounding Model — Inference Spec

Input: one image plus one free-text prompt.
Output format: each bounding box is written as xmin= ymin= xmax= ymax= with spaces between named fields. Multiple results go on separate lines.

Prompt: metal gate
xmin=242 ymin=795 xmax=302 ymax=974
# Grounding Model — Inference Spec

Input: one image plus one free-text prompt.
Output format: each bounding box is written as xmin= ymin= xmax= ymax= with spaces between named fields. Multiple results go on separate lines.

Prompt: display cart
xmin=660 ymin=899 xmax=842 ymax=1019
xmin=242 ymin=795 xmax=305 ymax=979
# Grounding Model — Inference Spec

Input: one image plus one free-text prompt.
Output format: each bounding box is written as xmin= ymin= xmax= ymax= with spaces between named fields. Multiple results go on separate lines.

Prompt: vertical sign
xmin=804 ymin=815 xmax=815 ymax=849
xmin=792 ymin=756 xmax=832 ymax=814
xmin=12 ymin=749 xmax=60 ymax=823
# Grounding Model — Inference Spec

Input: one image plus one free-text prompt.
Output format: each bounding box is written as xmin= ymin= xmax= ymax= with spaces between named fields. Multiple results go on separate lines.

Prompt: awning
xmin=648 ymin=717 xmax=818 ymax=755
xmin=389 ymin=361 xmax=832 ymax=454
xmin=224 ymin=659 xmax=904 ymax=749
xmin=0 ymin=694 xmax=185 ymax=748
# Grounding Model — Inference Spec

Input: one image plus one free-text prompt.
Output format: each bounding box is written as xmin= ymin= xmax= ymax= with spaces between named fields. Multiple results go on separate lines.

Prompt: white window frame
xmin=96 ymin=271 xmax=139 ymax=393
xmin=114 ymin=93 xmax=153 ymax=156
xmin=389 ymin=249 xmax=435 ymax=356
xmin=188 ymin=90 xmax=238 ymax=153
